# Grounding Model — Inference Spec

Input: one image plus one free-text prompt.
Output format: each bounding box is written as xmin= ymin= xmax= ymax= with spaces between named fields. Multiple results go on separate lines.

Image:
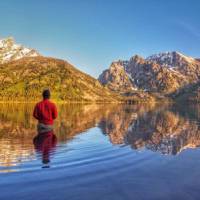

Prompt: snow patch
xmin=146 ymin=51 xmax=195 ymax=67
xmin=0 ymin=37 xmax=40 ymax=63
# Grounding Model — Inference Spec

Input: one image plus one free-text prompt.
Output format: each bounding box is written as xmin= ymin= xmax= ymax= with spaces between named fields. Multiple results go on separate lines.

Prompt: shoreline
xmin=0 ymin=100 xmax=172 ymax=105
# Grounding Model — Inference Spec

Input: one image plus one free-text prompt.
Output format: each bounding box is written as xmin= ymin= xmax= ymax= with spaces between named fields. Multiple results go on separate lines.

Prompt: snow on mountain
xmin=98 ymin=51 xmax=200 ymax=94
xmin=0 ymin=37 xmax=40 ymax=64
xmin=146 ymin=51 xmax=195 ymax=68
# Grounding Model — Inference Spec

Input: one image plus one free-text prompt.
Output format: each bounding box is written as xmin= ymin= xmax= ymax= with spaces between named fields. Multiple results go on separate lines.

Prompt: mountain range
xmin=98 ymin=52 xmax=200 ymax=98
xmin=0 ymin=37 xmax=199 ymax=102
xmin=0 ymin=37 xmax=123 ymax=102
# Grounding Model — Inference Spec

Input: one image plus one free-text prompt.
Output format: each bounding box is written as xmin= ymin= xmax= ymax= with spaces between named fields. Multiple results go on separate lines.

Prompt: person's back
xmin=33 ymin=89 xmax=58 ymax=132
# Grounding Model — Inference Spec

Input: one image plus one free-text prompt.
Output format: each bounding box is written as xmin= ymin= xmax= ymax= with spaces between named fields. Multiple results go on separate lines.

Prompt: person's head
xmin=42 ymin=89 xmax=50 ymax=99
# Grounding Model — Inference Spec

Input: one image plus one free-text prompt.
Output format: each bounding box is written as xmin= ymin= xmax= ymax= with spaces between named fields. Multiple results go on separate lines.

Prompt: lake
xmin=0 ymin=103 xmax=200 ymax=200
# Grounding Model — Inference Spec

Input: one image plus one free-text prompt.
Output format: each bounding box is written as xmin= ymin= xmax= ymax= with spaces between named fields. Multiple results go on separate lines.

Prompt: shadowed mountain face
xmin=0 ymin=103 xmax=199 ymax=168
xmin=99 ymin=52 xmax=200 ymax=96
xmin=172 ymin=82 xmax=200 ymax=102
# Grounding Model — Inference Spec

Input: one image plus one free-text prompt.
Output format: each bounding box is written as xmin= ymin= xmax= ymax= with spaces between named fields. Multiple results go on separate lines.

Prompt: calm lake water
xmin=0 ymin=103 xmax=200 ymax=200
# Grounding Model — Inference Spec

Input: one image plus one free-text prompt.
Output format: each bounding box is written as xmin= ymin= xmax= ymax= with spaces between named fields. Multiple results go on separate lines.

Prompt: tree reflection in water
xmin=0 ymin=103 xmax=199 ymax=169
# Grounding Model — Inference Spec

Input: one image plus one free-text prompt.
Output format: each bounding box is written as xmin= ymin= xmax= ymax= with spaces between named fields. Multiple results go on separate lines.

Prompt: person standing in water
xmin=33 ymin=89 xmax=58 ymax=133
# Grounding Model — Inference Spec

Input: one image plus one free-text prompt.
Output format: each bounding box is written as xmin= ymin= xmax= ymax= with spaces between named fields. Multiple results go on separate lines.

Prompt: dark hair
xmin=42 ymin=89 xmax=50 ymax=99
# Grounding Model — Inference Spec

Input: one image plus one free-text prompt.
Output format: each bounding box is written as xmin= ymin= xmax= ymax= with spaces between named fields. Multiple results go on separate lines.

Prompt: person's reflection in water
xmin=33 ymin=130 xmax=57 ymax=168
xmin=33 ymin=89 xmax=58 ymax=168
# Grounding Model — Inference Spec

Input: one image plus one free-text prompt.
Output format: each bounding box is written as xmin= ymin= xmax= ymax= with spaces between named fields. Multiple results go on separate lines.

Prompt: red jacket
xmin=33 ymin=99 xmax=58 ymax=125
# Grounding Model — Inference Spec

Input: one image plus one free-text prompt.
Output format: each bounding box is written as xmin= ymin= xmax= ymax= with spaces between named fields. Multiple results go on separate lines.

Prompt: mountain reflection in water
xmin=100 ymin=107 xmax=200 ymax=155
xmin=0 ymin=103 xmax=199 ymax=169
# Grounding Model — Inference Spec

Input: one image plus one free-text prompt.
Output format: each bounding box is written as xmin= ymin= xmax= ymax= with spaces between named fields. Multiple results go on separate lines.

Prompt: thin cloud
xmin=177 ymin=21 xmax=200 ymax=40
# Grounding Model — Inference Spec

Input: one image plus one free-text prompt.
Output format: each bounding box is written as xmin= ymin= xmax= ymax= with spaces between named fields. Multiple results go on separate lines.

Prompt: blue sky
xmin=0 ymin=0 xmax=200 ymax=77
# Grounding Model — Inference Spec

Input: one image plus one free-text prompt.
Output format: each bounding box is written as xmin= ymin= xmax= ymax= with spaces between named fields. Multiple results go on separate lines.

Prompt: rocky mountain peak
xmin=146 ymin=51 xmax=195 ymax=68
xmin=98 ymin=61 xmax=137 ymax=92
xmin=0 ymin=37 xmax=40 ymax=64
xmin=98 ymin=51 xmax=200 ymax=94
xmin=130 ymin=55 xmax=144 ymax=63
xmin=110 ymin=61 xmax=124 ymax=71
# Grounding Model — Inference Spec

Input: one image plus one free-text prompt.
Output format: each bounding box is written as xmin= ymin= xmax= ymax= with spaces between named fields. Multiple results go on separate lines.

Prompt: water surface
xmin=0 ymin=103 xmax=200 ymax=200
